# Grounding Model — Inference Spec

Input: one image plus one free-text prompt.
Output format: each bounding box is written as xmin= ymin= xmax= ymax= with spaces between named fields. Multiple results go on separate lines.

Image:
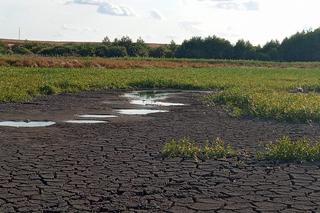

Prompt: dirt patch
xmin=0 ymin=90 xmax=320 ymax=212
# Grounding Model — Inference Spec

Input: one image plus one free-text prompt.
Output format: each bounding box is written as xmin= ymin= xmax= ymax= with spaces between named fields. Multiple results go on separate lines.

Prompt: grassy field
xmin=1 ymin=63 xmax=320 ymax=123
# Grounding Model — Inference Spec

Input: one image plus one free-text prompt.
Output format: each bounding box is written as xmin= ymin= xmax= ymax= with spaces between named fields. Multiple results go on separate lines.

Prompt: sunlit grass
xmin=1 ymin=65 xmax=320 ymax=123
xmin=259 ymin=136 xmax=320 ymax=162
xmin=207 ymin=89 xmax=320 ymax=122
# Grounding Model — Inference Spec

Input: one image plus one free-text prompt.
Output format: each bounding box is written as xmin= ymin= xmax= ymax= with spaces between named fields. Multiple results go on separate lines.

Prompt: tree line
xmin=1 ymin=28 xmax=320 ymax=61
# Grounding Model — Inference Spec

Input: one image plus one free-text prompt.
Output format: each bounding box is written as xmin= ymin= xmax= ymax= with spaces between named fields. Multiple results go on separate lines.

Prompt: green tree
xmin=279 ymin=28 xmax=320 ymax=61
xmin=102 ymin=36 xmax=111 ymax=45
xmin=261 ymin=40 xmax=280 ymax=61
xmin=233 ymin=40 xmax=256 ymax=60
xmin=149 ymin=46 xmax=170 ymax=58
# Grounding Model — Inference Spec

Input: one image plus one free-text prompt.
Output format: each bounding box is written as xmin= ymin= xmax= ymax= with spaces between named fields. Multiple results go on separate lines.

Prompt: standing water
xmin=0 ymin=121 xmax=56 ymax=128
xmin=123 ymin=91 xmax=185 ymax=107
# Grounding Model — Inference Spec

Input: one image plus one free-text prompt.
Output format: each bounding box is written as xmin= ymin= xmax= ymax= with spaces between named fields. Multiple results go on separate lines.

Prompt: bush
xmin=95 ymin=45 xmax=127 ymax=57
xmin=18 ymin=42 xmax=51 ymax=54
xmin=74 ymin=44 xmax=95 ymax=57
xmin=38 ymin=45 xmax=76 ymax=56
xmin=11 ymin=45 xmax=33 ymax=55
xmin=149 ymin=46 xmax=170 ymax=58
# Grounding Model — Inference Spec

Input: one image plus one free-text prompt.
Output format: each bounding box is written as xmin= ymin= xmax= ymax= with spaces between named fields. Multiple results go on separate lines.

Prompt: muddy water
xmin=123 ymin=91 xmax=185 ymax=107
xmin=77 ymin=115 xmax=118 ymax=119
xmin=0 ymin=121 xmax=56 ymax=128
xmin=0 ymin=90 xmax=187 ymax=128
xmin=115 ymin=109 xmax=168 ymax=115
xmin=65 ymin=120 xmax=108 ymax=124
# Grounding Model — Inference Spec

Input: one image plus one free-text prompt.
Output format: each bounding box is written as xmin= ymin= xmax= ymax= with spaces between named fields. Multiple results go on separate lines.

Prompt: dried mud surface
xmin=0 ymin=90 xmax=320 ymax=212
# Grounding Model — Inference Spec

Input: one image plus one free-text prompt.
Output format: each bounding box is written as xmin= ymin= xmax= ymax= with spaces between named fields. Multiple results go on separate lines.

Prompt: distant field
xmin=1 ymin=62 xmax=320 ymax=123
xmin=0 ymin=38 xmax=165 ymax=48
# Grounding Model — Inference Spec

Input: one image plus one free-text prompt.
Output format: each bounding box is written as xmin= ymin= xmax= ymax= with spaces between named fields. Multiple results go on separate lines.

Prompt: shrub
xmin=38 ymin=45 xmax=76 ymax=56
xmin=18 ymin=42 xmax=52 ymax=54
xmin=149 ymin=46 xmax=170 ymax=58
xmin=95 ymin=45 xmax=127 ymax=57
xmin=11 ymin=45 xmax=33 ymax=55
xmin=75 ymin=44 xmax=95 ymax=57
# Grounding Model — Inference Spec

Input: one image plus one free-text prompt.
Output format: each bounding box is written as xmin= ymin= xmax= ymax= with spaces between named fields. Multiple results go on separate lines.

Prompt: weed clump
xmin=259 ymin=136 xmax=320 ymax=162
xmin=162 ymin=137 xmax=236 ymax=159
xmin=203 ymin=138 xmax=236 ymax=158
xmin=39 ymin=85 xmax=56 ymax=95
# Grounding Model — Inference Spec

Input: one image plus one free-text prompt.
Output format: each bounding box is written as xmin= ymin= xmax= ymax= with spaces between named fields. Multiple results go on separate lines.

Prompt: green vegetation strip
xmin=163 ymin=136 xmax=320 ymax=163
xmin=2 ymin=66 xmax=320 ymax=122
xmin=162 ymin=138 xmax=236 ymax=159
xmin=259 ymin=137 xmax=320 ymax=162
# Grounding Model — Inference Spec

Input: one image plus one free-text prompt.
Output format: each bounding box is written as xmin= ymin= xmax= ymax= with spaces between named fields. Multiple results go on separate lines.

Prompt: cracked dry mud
xmin=1 ymin=90 xmax=320 ymax=212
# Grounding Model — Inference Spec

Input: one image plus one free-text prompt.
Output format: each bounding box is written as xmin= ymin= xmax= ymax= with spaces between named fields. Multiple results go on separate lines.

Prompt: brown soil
xmin=0 ymin=90 xmax=320 ymax=212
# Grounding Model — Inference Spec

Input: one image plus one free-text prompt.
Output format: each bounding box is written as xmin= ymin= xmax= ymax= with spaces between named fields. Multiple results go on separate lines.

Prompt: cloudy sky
xmin=0 ymin=0 xmax=319 ymax=45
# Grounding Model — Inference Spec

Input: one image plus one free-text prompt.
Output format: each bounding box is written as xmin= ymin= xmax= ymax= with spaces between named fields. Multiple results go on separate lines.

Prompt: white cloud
xmin=150 ymin=10 xmax=163 ymax=20
xmin=1 ymin=0 xmax=320 ymax=45
xmin=97 ymin=3 xmax=134 ymax=16
xmin=179 ymin=21 xmax=202 ymax=34
xmin=67 ymin=0 xmax=135 ymax=16
xmin=62 ymin=24 xmax=98 ymax=32
xmin=198 ymin=0 xmax=259 ymax=11
xmin=198 ymin=0 xmax=233 ymax=2
xmin=242 ymin=1 xmax=259 ymax=11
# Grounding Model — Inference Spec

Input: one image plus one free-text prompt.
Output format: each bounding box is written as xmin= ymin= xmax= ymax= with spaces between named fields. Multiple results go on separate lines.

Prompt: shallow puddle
xmin=0 ymin=121 xmax=56 ymax=128
xmin=124 ymin=91 xmax=185 ymax=107
xmin=65 ymin=120 xmax=107 ymax=124
xmin=77 ymin=114 xmax=117 ymax=119
xmin=116 ymin=109 xmax=168 ymax=115
xmin=130 ymin=100 xmax=185 ymax=106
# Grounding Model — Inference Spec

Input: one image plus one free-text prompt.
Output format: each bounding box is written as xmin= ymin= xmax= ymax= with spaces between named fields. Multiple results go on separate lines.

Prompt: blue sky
xmin=1 ymin=0 xmax=320 ymax=45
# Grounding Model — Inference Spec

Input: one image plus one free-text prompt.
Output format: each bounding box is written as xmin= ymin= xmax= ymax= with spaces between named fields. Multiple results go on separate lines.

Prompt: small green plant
xmin=259 ymin=136 xmax=320 ymax=162
xmin=162 ymin=138 xmax=201 ymax=158
xmin=162 ymin=137 xmax=236 ymax=159
xmin=203 ymin=138 xmax=236 ymax=158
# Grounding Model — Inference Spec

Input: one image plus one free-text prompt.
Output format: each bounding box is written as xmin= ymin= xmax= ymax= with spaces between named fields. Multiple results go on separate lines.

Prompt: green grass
xmin=1 ymin=65 xmax=320 ymax=122
xmin=259 ymin=136 xmax=320 ymax=162
xmin=163 ymin=136 xmax=320 ymax=162
xmin=162 ymin=138 xmax=236 ymax=159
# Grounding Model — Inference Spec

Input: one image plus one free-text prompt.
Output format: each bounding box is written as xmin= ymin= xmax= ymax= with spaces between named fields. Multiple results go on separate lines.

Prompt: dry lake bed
xmin=0 ymin=90 xmax=320 ymax=212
